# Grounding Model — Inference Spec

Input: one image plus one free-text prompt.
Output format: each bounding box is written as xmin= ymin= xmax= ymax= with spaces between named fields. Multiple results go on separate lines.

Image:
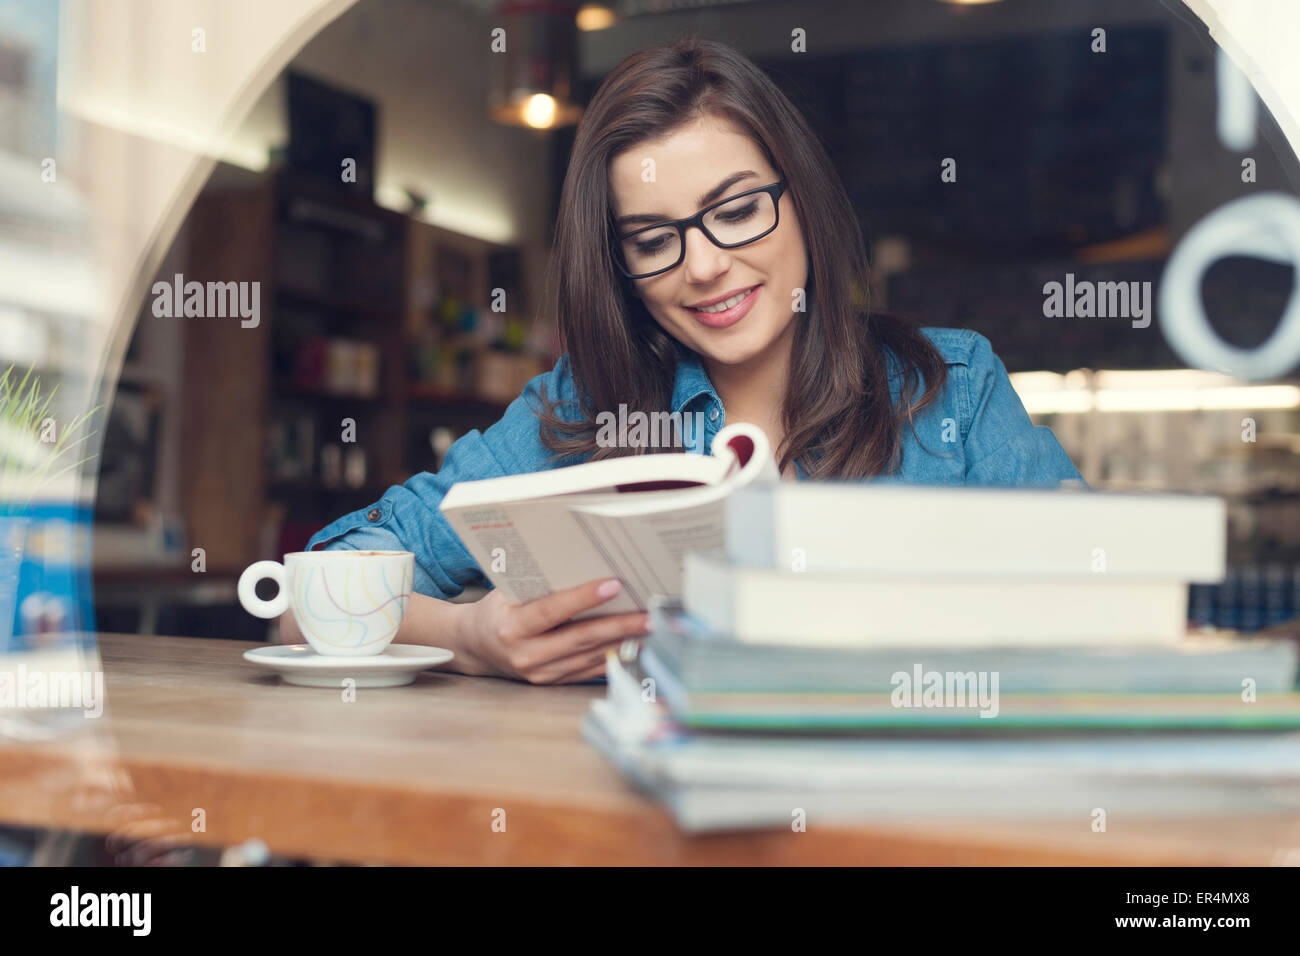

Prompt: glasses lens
xmin=621 ymin=225 xmax=681 ymax=277
xmin=704 ymin=190 xmax=776 ymax=246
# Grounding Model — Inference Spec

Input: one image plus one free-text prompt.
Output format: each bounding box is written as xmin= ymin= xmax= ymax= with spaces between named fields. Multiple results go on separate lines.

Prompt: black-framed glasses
xmin=613 ymin=181 xmax=787 ymax=279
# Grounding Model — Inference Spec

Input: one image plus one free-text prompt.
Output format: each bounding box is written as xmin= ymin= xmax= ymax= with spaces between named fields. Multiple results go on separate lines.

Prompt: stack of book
xmin=582 ymin=484 xmax=1300 ymax=832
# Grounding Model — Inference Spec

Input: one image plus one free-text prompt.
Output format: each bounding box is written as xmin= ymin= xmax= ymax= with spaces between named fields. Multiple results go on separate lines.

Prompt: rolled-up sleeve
xmin=961 ymin=333 xmax=1085 ymax=487
xmin=305 ymin=356 xmax=582 ymax=599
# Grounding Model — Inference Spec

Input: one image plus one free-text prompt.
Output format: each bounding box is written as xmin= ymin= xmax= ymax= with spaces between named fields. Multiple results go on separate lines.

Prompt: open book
xmin=439 ymin=423 xmax=778 ymax=616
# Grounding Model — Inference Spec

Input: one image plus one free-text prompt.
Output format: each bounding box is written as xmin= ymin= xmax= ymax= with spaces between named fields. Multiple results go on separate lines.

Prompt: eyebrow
xmin=614 ymin=170 xmax=759 ymax=230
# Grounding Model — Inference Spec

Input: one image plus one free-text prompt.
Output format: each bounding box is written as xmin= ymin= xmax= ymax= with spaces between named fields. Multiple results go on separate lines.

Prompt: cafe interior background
xmin=3 ymin=0 xmax=1300 ymax=655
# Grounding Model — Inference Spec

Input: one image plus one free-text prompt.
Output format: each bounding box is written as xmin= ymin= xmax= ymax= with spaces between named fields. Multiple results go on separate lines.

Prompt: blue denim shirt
xmin=307 ymin=327 xmax=1083 ymax=598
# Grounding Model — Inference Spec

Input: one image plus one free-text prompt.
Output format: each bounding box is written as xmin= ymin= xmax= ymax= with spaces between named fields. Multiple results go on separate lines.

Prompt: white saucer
xmin=243 ymin=644 xmax=455 ymax=687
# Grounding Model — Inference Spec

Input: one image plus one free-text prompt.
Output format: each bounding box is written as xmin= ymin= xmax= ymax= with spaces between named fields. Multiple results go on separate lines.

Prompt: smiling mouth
xmin=686 ymin=285 xmax=760 ymax=313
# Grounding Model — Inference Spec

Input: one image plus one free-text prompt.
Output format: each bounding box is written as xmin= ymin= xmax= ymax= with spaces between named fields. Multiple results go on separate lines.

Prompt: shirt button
xmin=366 ymin=508 xmax=382 ymax=522
xmin=708 ymin=408 xmax=719 ymax=422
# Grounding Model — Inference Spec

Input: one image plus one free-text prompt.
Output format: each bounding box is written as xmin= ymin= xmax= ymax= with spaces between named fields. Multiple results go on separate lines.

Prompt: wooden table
xmin=4 ymin=634 xmax=1300 ymax=865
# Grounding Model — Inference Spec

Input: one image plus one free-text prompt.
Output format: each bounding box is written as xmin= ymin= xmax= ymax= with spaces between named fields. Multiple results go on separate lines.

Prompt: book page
xmin=439 ymin=421 xmax=778 ymax=616
xmin=441 ymin=497 xmax=642 ymax=615
xmin=571 ymin=497 xmax=727 ymax=610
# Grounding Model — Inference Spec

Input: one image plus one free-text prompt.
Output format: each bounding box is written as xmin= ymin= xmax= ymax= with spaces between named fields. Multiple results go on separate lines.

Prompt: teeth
xmin=692 ymin=287 xmax=754 ymax=313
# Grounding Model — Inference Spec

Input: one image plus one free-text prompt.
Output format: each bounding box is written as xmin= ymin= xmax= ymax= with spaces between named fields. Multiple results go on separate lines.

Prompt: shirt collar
xmin=672 ymin=342 xmax=904 ymax=413
xmin=668 ymin=340 xmax=904 ymax=475
xmin=671 ymin=347 xmax=718 ymax=413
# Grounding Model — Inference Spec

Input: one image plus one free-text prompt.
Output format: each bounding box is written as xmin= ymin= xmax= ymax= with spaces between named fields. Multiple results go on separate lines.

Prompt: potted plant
xmin=0 ymin=366 xmax=98 ymax=651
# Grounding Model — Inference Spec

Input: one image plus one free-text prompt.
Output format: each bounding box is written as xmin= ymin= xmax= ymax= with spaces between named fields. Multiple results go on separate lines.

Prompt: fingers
xmin=534 ymin=639 xmax=638 ymax=685
xmin=480 ymin=578 xmax=648 ymax=683
xmin=560 ymin=659 xmax=617 ymax=684
xmin=558 ymin=610 xmax=651 ymax=652
xmin=509 ymin=610 xmax=649 ymax=676
xmin=510 ymin=577 xmax=627 ymax=638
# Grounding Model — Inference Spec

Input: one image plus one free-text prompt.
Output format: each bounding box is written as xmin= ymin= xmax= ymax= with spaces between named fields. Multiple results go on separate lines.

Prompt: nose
xmin=681 ymin=225 xmax=729 ymax=285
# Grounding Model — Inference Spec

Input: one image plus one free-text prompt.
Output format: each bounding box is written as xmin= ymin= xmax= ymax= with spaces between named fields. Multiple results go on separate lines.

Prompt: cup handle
xmin=238 ymin=560 xmax=289 ymax=619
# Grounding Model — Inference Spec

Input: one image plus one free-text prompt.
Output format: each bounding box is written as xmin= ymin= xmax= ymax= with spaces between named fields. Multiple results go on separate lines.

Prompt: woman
xmin=291 ymin=37 xmax=1083 ymax=683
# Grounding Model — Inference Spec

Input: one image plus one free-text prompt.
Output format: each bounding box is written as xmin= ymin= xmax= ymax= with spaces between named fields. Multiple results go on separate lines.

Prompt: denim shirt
xmin=306 ymin=327 xmax=1084 ymax=599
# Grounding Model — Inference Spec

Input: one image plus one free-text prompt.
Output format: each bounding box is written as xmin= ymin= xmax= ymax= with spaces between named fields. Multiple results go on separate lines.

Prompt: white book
xmin=682 ymin=553 xmax=1189 ymax=647
xmin=439 ymin=423 xmax=778 ymax=616
xmin=725 ymin=483 xmax=1225 ymax=581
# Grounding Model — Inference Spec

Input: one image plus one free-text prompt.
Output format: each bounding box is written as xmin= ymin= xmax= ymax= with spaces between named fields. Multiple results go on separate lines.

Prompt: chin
xmin=690 ymin=334 xmax=771 ymax=368
xmin=711 ymin=318 xmax=794 ymax=364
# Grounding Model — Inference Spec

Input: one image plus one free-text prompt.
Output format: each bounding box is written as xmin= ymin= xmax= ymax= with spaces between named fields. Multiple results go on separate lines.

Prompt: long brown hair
xmin=535 ymin=36 xmax=946 ymax=478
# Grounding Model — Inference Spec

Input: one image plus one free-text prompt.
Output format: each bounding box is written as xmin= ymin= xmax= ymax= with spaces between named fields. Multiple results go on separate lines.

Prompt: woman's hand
xmin=454 ymin=578 xmax=649 ymax=684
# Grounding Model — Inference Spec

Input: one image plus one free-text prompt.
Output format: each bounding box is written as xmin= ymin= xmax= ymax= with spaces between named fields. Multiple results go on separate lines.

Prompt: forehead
xmin=608 ymin=114 xmax=774 ymax=216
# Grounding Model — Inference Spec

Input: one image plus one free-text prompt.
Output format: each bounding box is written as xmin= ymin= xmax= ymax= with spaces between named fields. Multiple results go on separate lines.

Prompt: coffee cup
xmin=238 ymin=550 xmax=414 ymax=657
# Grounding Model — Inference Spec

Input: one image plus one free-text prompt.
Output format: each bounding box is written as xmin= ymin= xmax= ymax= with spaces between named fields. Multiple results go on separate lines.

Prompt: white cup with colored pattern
xmin=238 ymin=550 xmax=414 ymax=657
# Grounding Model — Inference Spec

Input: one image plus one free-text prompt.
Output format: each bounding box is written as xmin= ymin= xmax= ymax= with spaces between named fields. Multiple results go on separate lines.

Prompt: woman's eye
xmin=636 ymin=236 xmax=671 ymax=254
xmin=715 ymin=201 xmax=758 ymax=223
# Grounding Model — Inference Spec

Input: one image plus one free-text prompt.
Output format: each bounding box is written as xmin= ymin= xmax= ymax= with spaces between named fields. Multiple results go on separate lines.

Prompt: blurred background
xmin=3 ymin=0 xmax=1300 ymax=647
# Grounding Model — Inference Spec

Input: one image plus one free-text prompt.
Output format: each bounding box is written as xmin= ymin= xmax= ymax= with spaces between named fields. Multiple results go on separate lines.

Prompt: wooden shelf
xmin=181 ymin=168 xmax=528 ymax=570
xmin=273 ymin=383 xmax=383 ymax=403
xmin=406 ymin=383 xmax=510 ymax=410
xmin=266 ymin=478 xmax=388 ymax=496
xmin=276 ymin=284 xmax=400 ymax=315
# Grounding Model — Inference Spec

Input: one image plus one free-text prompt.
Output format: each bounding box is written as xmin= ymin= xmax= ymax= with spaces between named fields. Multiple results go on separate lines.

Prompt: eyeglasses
xmin=613 ymin=181 xmax=787 ymax=280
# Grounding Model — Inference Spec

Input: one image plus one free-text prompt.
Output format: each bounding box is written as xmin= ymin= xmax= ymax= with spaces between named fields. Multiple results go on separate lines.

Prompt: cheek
xmin=638 ymin=280 xmax=680 ymax=319
xmin=766 ymin=243 xmax=807 ymax=312
xmin=779 ymin=216 xmax=809 ymax=284
xmin=787 ymin=233 xmax=809 ymax=284
xmin=759 ymin=238 xmax=800 ymax=323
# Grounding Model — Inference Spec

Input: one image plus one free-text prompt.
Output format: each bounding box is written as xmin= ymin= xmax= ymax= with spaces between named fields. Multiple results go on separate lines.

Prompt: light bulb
xmin=522 ymin=93 xmax=557 ymax=129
